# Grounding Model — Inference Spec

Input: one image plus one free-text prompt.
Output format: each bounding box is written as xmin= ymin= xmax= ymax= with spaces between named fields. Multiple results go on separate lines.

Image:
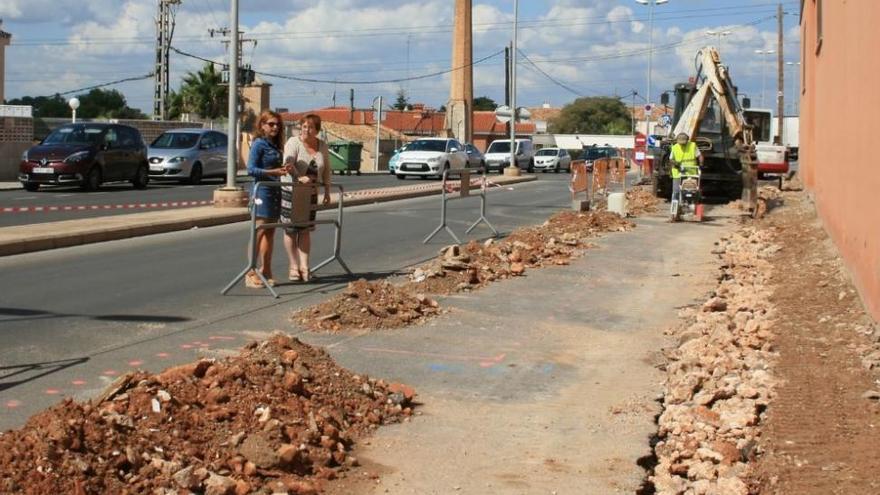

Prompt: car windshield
xmin=42 ymin=125 xmax=105 ymax=146
xmin=405 ymin=140 xmax=446 ymax=152
xmin=583 ymin=147 xmax=616 ymax=160
xmin=487 ymin=141 xmax=511 ymax=153
xmin=536 ymin=149 xmax=559 ymax=156
xmin=151 ymin=133 xmax=200 ymax=149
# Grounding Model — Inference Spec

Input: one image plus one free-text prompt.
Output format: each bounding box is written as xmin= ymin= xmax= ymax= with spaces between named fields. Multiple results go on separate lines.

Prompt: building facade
xmin=800 ymin=0 xmax=880 ymax=320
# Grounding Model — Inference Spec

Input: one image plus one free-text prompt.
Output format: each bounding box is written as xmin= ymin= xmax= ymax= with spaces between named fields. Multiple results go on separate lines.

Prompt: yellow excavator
xmin=653 ymin=46 xmax=759 ymax=215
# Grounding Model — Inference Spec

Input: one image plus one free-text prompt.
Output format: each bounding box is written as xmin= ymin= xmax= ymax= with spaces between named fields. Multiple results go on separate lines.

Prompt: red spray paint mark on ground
xmin=71 ymin=380 xmax=87 ymax=386
xmin=180 ymin=344 xmax=193 ymax=349
xmin=156 ymin=352 xmax=171 ymax=358
xmin=209 ymin=335 xmax=237 ymax=341
xmin=6 ymin=400 xmax=22 ymax=409
xmin=128 ymin=360 xmax=144 ymax=367
xmin=44 ymin=389 xmax=61 ymax=395
xmin=102 ymin=370 xmax=118 ymax=377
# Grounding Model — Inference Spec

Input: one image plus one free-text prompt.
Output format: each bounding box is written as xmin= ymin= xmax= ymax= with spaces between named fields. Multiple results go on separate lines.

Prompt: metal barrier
xmin=423 ymin=168 xmax=498 ymax=244
xmin=222 ymin=182 xmax=352 ymax=298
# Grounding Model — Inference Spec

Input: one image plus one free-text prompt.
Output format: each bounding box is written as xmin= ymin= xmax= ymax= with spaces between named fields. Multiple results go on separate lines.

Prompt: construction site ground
xmin=3 ymin=176 xmax=879 ymax=494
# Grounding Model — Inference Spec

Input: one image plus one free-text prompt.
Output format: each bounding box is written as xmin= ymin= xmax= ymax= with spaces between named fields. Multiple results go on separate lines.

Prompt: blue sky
xmin=1 ymin=0 xmax=802 ymax=116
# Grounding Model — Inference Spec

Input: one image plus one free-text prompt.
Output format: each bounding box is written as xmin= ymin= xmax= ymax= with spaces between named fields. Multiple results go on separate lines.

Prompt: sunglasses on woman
xmin=265 ymin=122 xmax=280 ymax=128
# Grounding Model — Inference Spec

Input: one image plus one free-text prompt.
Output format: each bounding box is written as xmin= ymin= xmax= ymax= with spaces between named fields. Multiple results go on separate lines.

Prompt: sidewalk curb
xmin=0 ymin=176 xmax=536 ymax=257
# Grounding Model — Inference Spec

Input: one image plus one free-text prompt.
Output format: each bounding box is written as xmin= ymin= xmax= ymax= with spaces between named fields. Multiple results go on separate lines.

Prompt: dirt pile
xmin=626 ymin=185 xmax=661 ymax=216
xmin=729 ymin=186 xmax=783 ymax=219
xmin=0 ymin=333 xmax=414 ymax=495
xmin=295 ymin=280 xmax=441 ymax=332
xmin=650 ymin=226 xmax=781 ymax=494
xmin=297 ymin=211 xmax=634 ymax=332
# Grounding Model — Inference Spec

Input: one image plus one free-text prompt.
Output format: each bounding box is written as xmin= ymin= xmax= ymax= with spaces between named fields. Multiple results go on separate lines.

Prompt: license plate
xmin=32 ymin=167 xmax=54 ymax=174
xmin=150 ymin=166 xmax=164 ymax=172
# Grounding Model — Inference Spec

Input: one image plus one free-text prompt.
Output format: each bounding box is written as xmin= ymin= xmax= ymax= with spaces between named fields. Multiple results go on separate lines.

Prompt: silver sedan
xmin=147 ymin=129 xmax=228 ymax=184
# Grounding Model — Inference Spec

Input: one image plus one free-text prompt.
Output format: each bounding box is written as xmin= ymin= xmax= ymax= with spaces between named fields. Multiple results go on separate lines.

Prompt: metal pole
xmin=646 ymin=0 xmax=655 ymax=137
xmin=776 ymin=2 xmax=784 ymax=144
xmin=72 ymin=109 xmax=76 ymax=124
xmin=225 ymin=0 xmax=239 ymax=189
xmin=507 ymin=0 xmax=518 ymax=174
xmin=374 ymin=96 xmax=382 ymax=172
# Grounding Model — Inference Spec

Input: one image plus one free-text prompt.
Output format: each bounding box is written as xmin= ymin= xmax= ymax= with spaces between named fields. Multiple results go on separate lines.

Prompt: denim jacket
xmin=247 ymin=138 xmax=282 ymax=181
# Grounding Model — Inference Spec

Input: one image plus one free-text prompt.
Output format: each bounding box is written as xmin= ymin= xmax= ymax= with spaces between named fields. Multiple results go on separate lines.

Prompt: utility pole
xmin=776 ymin=2 xmax=784 ymax=144
xmin=504 ymin=43 xmax=511 ymax=139
xmin=154 ymin=0 xmax=181 ymax=120
xmin=505 ymin=0 xmax=520 ymax=176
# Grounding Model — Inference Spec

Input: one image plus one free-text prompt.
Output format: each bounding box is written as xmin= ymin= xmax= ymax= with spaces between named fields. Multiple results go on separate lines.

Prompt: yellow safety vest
xmin=671 ymin=142 xmax=699 ymax=179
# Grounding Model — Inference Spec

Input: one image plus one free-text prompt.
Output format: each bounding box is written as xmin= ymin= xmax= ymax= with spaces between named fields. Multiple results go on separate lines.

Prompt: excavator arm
xmin=671 ymin=47 xmax=759 ymax=213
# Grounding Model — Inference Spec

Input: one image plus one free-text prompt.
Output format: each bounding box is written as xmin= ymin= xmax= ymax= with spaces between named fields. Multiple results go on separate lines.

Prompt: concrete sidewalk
xmin=0 ymin=175 xmax=536 ymax=256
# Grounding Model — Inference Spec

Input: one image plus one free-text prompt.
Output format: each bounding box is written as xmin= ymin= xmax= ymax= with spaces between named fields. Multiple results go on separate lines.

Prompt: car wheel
xmin=480 ymin=160 xmax=486 ymax=172
xmin=554 ymin=165 xmax=560 ymax=173
xmin=396 ymin=174 xmax=406 ymax=180
xmin=132 ymin=164 xmax=149 ymax=189
xmin=188 ymin=163 xmax=203 ymax=185
xmin=23 ymin=183 xmax=40 ymax=192
xmin=82 ymin=166 xmax=102 ymax=191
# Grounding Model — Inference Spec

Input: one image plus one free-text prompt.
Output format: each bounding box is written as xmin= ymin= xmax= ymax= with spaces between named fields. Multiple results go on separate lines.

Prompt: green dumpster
xmin=328 ymin=141 xmax=363 ymax=175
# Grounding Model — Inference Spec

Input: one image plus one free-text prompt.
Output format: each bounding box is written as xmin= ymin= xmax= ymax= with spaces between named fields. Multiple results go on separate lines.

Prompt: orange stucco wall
xmin=801 ymin=1 xmax=880 ymax=321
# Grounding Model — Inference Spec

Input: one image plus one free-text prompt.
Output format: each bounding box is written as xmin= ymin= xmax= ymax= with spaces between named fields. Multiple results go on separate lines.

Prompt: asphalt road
xmin=0 ymin=172 xmax=405 ymax=227
xmin=0 ymin=173 xmax=577 ymax=429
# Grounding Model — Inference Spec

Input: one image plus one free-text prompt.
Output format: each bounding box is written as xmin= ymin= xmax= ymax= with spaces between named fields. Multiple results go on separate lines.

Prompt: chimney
xmin=349 ymin=88 xmax=355 ymax=124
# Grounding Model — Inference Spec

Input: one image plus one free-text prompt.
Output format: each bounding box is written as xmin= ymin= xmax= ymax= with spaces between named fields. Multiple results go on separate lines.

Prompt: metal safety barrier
xmin=222 ymin=182 xmax=352 ymax=298
xmin=423 ymin=168 xmax=498 ymax=244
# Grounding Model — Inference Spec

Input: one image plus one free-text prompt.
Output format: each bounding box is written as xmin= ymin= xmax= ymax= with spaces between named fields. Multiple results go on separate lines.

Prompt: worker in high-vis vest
xmin=669 ymin=132 xmax=704 ymax=202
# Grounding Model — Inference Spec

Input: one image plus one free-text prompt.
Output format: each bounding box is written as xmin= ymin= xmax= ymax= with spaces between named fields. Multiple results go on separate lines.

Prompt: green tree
xmin=169 ymin=63 xmax=228 ymax=120
xmin=6 ymin=94 xmax=73 ymax=118
xmin=473 ymin=96 xmax=497 ymax=111
xmin=393 ymin=88 xmax=410 ymax=110
xmin=77 ymin=88 xmax=146 ymax=119
xmin=7 ymin=89 xmax=146 ymax=119
xmin=548 ymin=97 xmax=631 ymax=135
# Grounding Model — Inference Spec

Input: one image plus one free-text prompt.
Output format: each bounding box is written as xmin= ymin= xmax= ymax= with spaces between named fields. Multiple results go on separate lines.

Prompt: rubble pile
xmin=729 ymin=186 xmax=783 ymax=219
xmin=0 ymin=333 xmax=414 ymax=495
xmin=295 ymin=279 xmax=441 ymax=332
xmin=651 ymin=227 xmax=781 ymax=495
xmin=626 ymin=185 xmax=661 ymax=216
xmin=297 ymin=210 xmax=634 ymax=331
xmin=407 ymin=211 xmax=634 ymax=296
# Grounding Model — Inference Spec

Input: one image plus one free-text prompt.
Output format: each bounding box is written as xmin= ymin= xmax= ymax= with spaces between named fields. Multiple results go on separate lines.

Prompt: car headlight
xmin=167 ymin=156 xmax=188 ymax=164
xmin=426 ymin=156 xmax=441 ymax=163
xmin=64 ymin=151 xmax=90 ymax=163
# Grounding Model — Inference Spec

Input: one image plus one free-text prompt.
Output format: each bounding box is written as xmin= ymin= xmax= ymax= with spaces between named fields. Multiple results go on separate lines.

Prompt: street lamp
xmin=755 ymin=49 xmax=776 ymax=107
xmin=635 ymin=0 xmax=668 ymax=137
xmin=705 ymin=30 xmax=731 ymax=54
xmin=68 ymin=97 xmax=80 ymax=123
xmin=786 ymin=61 xmax=801 ymax=114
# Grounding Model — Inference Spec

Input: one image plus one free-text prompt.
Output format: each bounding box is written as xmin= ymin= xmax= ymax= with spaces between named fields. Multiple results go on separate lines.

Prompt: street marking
xmin=71 ymin=380 xmax=87 ymax=386
xmin=5 ymin=400 xmax=22 ymax=409
xmin=156 ymin=352 xmax=171 ymax=358
xmin=208 ymin=335 xmax=236 ymax=341
xmin=102 ymin=370 xmax=118 ymax=376
xmin=128 ymin=360 xmax=144 ymax=367
xmin=180 ymin=344 xmax=193 ymax=349
xmin=0 ymin=200 xmax=213 ymax=214
xmin=44 ymin=389 xmax=61 ymax=395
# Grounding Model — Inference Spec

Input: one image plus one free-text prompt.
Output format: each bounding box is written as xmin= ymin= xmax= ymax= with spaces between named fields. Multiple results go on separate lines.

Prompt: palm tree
xmin=170 ymin=63 xmax=228 ymax=120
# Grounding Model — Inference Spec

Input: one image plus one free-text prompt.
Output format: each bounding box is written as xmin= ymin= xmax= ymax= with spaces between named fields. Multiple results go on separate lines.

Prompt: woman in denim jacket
xmin=245 ymin=110 xmax=291 ymax=288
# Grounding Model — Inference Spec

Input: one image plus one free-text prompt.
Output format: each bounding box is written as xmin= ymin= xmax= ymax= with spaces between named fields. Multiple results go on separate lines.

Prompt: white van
xmin=483 ymin=139 xmax=535 ymax=173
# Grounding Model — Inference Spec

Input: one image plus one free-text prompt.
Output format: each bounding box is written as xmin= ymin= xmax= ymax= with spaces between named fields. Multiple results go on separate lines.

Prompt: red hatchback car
xmin=19 ymin=123 xmax=149 ymax=192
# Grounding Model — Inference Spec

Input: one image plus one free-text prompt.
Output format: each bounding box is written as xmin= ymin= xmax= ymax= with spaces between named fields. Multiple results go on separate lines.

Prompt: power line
xmin=36 ymin=73 xmax=155 ymax=98
xmin=517 ymin=49 xmax=592 ymax=98
xmin=11 ymin=4 xmax=798 ymax=47
xmin=170 ymin=46 xmax=505 ymax=85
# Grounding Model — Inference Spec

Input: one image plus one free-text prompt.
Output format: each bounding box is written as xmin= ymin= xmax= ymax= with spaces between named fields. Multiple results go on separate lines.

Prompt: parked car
xmin=464 ymin=143 xmax=486 ymax=169
xmin=19 ymin=123 xmax=149 ymax=191
xmin=148 ymin=129 xmax=228 ymax=184
xmin=387 ymin=143 xmax=409 ymax=175
xmin=483 ymin=138 xmax=535 ymax=173
xmin=395 ymin=138 xmax=468 ymax=179
xmin=533 ymin=147 xmax=572 ymax=173
xmin=581 ymin=145 xmax=619 ymax=172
